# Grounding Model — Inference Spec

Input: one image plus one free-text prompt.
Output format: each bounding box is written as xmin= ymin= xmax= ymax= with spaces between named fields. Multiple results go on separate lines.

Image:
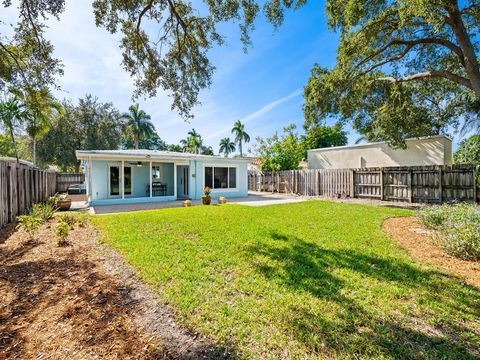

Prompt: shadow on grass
xmin=247 ymin=232 xmax=480 ymax=359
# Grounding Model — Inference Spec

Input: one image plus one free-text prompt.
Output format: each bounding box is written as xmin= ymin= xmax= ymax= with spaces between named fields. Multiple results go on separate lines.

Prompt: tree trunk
xmin=239 ymin=140 xmax=243 ymax=157
xmin=32 ymin=136 xmax=36 ymax=166
xmin=134 ymin=134 xmax=139 ymax=149
xmin=8 ymin=127 xmax=19 ymax=164
xmin=448 ymin=7 xmax=480 ymax=99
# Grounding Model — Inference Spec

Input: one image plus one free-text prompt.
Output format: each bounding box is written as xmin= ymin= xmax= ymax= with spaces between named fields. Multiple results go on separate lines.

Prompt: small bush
xmin=57 ymin=212 xmax=78 ymax=228
xmin=419 ymin=203 xmax=480 ymax=261
xmin=32 ymin=202 xmax=58 ymax=221
xmin=17 ymin=214 xmax=43 ymax=239
xmin=56 ymin=221 xmax=70 ymax=246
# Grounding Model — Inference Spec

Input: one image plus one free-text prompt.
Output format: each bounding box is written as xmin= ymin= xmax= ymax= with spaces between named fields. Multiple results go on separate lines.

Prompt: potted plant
xmin=202 ymin=186 xmax=212 ymax=205
xmin=56 ymin=193 xmax=72 ymax=211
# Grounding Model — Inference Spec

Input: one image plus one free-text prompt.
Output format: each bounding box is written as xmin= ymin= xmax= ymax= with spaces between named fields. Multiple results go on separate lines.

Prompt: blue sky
xmin=3 ymin=1 xmax=466 ymax=153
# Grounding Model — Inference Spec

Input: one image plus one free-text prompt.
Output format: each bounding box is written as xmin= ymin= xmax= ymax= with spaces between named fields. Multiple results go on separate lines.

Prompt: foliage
xmin=180 ymin=128 xmax=203 ymax=154
xmin=165 ymin=144 xmax=183 ymax=152
xmin=16 ymin=213 xmax=43 ymax=239
xmin=0 ymin=1 xmax=64 ymax=94
xmin=420 ymin=203 xmax=480 ymax=261
xmin=231 ymin=120 xmax=250 ymax=157
xmin=55 ymin=221 xmax=70 ymax=246
xmin=454 ymin=135 xmax=480 ymax=164
xmin=31 ymin=202 xmax=57 ymax=221
xmin=57 ymin=212 xmax=79 ymax=228
xmin=202 ymin=186 xmax=211 ymax=197
xmin=36 ymin=95 xmax=122 ymax=171
xmin=119 ymin=104 xmax=155 ymax=150
xmin=0 ymin=98 xmax=25 ymax=162
xmin=301 ymin=1 xmax=480 ymax=147
xmin=94 ymin=202 xmax=479 ymax=359
xmin=200 ymin=145 xmax=214 ymax=156
xmin=219 ymin=137 xmax=236 ymax=157
xmin=301 ymin=123 xmax=347 ymax=157
xmin=122 ymin=131 xmax=166 ymax=150
xmin=253 ymin=124 xmax=303 ymax=171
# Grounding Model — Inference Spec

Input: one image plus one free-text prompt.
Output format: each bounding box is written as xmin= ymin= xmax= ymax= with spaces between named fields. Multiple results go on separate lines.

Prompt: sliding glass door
xmin=109 ymin=165 xmax=132 ymax=197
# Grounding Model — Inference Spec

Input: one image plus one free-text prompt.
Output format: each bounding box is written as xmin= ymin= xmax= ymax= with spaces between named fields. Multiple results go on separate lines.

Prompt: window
xmin=152 ymin=166 xmax=160 ymax=180
xmin=204 ymin=166 xmax=237 ymax=189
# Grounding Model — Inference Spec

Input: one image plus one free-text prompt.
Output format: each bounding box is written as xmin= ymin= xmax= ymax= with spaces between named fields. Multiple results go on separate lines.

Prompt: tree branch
xmin=136 ymin=0 xmax=154 ymax=33
xmin=375 ymin=70 xmax=473 ymax=89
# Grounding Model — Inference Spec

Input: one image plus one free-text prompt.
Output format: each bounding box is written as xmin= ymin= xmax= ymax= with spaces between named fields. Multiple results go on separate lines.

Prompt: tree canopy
xmin=454 ymin=135 xmax=480 ymax=164
xmin=302 ymin=0 xmax=480 ymax=147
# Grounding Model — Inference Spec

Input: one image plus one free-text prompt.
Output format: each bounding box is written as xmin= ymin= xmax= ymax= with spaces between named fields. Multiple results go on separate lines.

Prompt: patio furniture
xmin=146 ymin=183 xmax=167 ymax=196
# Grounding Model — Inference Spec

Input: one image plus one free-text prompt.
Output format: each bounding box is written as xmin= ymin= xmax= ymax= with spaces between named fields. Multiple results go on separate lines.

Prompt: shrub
xmin=419 ymin=203 xmax=480 ymax=261
xmin=32 ymin=202 xmax=58 ymax=221
xmin=16 ymin=214 xmax=43 ymax=239
xmin=56 ymin=221 xmax=70 ymax=246
xmin=57 ymin=212 xmax=78 ymax=228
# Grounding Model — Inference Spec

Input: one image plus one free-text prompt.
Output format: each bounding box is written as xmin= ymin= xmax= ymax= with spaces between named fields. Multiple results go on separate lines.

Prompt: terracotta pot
xmin=56 ymin=199 xmax=72 ymax=211
xmin=183 ymin=200 xmax=192 ymax=207
xmin=202 ymin=196 xmax=211 ymax=205
xmin=218 ymin=197 xmax=227 ymax=204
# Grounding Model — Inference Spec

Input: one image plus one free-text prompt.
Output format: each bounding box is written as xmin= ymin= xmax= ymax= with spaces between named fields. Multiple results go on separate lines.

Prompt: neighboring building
xmin=308 ymin=135 xmax=453 ymax=169
xmin=76 ymin=150 xmax=249 ymax=205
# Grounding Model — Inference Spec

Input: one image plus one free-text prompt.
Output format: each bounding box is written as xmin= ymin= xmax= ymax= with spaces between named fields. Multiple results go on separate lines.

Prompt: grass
xmin=93 ymin=201 xmax=480 ymax=359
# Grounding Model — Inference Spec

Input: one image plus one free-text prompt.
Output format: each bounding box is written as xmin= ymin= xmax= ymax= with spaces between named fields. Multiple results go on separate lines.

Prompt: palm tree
xmin=186 ymin=128 xmax=203 ymax=154
xmin=219 ymin=137 xmax=236 ymax=157
xmin=24 ymin=88 xmax=63 ymax=166
xmin=231 ymin=120 xmax=250 ymax=157
xmin=0 ymin=98 xmax=24 ymax=164
xmin=120 ymin=104 xmax=155 ymax=149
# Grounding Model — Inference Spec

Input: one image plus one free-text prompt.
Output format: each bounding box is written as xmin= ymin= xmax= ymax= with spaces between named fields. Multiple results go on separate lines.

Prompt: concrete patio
xmin=70 ymin=192 xmax=306 ymax=215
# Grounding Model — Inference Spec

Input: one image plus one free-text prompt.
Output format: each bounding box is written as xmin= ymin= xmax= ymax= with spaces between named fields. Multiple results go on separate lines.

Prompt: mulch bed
xmin=0 ymin=219 xmax=228 ymax=360
xmin=382 ymin=216 xmax=480 ymax=289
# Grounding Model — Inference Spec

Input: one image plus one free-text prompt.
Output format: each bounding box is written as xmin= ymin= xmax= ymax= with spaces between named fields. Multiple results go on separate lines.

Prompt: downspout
xmin=194 ymin=160 xmax=198 ymax=200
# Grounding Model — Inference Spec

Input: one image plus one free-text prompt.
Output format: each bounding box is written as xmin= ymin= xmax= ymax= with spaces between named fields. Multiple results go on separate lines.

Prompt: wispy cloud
xmin=204 ymin=88 xmax=302 ymax=141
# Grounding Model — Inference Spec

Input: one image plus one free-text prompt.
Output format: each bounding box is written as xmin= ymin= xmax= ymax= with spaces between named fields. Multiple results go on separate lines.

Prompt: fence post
xmin=438 ymin=167 xmax=443 ymax=204
xmin=350 ymin=170 xmax=355 ymax=198
xmin=380 ymin=168 xmax=384 ymax=201
xmin=408 ymin=170 xmax=413 ymax=203
xmin=474 ymin=166 xmax=478 ymax=203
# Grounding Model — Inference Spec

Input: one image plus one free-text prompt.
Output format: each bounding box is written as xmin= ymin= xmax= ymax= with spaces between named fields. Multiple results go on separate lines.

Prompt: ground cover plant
xmin=94 ymin=201 xmax=480 ymax=359
xmin=420 ymin=203 xmax=480 ymax=261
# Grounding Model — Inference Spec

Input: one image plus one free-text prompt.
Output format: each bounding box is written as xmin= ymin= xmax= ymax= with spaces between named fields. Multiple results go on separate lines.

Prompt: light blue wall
xmin=88 ymin=158 xmax=248 ymax=204
xmin=188 ymin=159 xmax=248 ymax=200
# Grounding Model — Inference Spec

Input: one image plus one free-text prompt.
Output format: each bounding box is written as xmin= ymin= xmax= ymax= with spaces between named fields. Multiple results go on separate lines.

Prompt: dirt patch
xmin=382 ymin=216 xmax=480 ymax=289
xmin=0 ymin=220 xmax=230 ymax=359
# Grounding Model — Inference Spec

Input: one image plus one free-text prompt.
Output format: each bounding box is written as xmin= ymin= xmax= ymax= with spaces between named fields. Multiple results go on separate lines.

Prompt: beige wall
xmin=308 ymin=136 xmax=453 ymax=169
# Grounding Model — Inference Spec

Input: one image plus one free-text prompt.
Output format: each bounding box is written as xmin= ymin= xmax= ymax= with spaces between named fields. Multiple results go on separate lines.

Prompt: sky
xmin=2 ymin=1 xmax=466 ymax=153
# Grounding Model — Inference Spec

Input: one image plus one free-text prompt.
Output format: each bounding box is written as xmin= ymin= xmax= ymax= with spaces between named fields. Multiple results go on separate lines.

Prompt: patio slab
xmin=86 ymin=192 xmax=306 ymax=215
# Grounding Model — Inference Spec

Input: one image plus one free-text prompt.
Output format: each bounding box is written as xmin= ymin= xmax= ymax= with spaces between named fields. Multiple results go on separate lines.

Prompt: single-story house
xmin=308 ymin=135 xmax=453 ymax=169
xmin=75 ymin=150 xmax=249 ymax=205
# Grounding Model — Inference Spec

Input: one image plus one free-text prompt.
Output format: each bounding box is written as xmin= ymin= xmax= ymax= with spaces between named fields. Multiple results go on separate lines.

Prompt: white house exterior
xmin=308 ymin=135 xmax=453 ymax=169
xmin=76 ymin=150 xmax=249 ymax=205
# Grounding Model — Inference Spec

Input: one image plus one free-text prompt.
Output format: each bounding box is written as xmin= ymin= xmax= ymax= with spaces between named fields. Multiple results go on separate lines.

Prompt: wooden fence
xmin=56 ymin=172 xmax=85 ymax=192
xmin=248 ymin=165 xmax=478 ymax=203
xmin=0 ymin=161 xmax=57 ymax=228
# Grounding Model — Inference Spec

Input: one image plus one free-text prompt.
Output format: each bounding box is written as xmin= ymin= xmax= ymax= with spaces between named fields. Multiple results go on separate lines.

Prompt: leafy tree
xmin=219 ymin=137 xmax=236 ymax=157
xmin=301 ymin=0 xmax=480 ymax=147
xmin=232 ymin=120 xmax=250 ymax=157
xmin=37 ymin=95 xmax=122 ymax=171
xmin=122 ymin=131 xmax=166 ymax=150
xmin=21 ymin=88 xmax=63 ymax=165
xmin=0 ymin=98 xmax=25 ymax=163
xmin=119 ymin=104 xmax=155 ymax=149
xmin=200 ymin=145 xmax=214 ymax=156
xmin=253 ymin=124 xmax=303 ymax=171
xmin=454 ymin=135 xmax=480 ymax=164
xmin=302 ymin=123 xmax=347 ymax=156
xmin=166 ymin=143 xmax=183 ymax=152
xmin=181 ymin=128 xmax=203 ymax=154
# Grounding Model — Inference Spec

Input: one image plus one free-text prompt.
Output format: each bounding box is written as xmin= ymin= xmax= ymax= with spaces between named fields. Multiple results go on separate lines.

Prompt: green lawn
xmin=93 ymin=201 xmax=480 ymax=359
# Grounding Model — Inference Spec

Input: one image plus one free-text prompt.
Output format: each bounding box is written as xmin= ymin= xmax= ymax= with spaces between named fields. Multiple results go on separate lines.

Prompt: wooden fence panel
xmin=0 ymin=160 xmax=58 ymax=228
xmin=55 ymin=172 xmax=85 ymax=193
xmin=248 ymin=165 xmax=477 ymax=204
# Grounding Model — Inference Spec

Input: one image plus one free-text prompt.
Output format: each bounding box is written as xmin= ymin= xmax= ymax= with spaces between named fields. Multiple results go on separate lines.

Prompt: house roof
xmin=75 ymin=149 xmax=250 ymax=162
xmin=307 ymin=135 xmax=452 ymax=153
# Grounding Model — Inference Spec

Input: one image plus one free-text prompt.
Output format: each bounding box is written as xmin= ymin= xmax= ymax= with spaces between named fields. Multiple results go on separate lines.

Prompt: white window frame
xmin=203 ymin=164 xmax=239 ymax=192
xmin=107 ymin=162 xmax=133 ymax=198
